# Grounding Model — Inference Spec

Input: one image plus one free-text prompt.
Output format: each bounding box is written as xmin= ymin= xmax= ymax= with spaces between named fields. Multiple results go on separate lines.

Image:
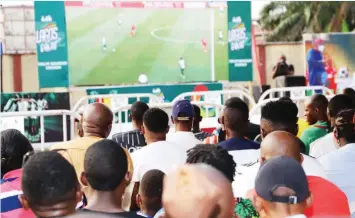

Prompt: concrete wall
xmin=264 ymin=42 xmax=305 ymax=86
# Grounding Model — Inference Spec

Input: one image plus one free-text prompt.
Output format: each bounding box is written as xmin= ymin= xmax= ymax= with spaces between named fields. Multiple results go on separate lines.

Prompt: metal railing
xmin=258 ymin=86 xmax=334 ymax=103
xmin=0 ymin=110 xmax=72 ymax=151
xmin=172 ymin=90 xmax=256 ymax=107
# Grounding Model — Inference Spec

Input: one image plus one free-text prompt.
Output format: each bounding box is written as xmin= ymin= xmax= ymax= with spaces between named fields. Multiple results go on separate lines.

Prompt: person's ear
xmin=305 ymin=193 xmax=313 ymax=209
xmin=166 ymin=125 xmax=170 ymax=134
xmin=124 ymin=172 xmax=132 ymax=185
xmin=221 ymin=115 xmax=225 ymax=125
xmin=254 ymin=195 xmax=264 ymax=214
xmin=80 ymin=172 xmax=89 ymax=186
xmin=136 ymin=193 xmax=142 ymax=209
xmin=19 ymin=195 xmax=30 ymax=210
xmin=300 ymin=154 xmax=304 ymax=164
xmin=141 ymin=125 xmax=146 ymax=135
xmin=75 ymin=185 xmax=83 ymax=204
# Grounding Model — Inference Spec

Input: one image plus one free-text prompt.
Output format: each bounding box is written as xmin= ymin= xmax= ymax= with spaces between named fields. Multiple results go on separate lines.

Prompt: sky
xmin=0 ymin=0 xmax=271 ymax=19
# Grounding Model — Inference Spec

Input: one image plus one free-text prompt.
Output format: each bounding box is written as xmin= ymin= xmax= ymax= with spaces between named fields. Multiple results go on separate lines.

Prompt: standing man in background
xmin=178 ymin=57 xmax=186 ymax=79
xmin=307 ymin=38 xmax=327 ymax=87
xmin=272 ymin=55 xmax=289 ymax=87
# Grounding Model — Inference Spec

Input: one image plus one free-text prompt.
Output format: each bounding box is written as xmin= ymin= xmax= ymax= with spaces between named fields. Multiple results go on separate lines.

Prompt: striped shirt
xmin=0 ymin=169 xmax=35 ymax=218
xmin=112 ymin=130 xmax=146 ymax=153
xmin=194 ymin=131 xmax=213 ymax=141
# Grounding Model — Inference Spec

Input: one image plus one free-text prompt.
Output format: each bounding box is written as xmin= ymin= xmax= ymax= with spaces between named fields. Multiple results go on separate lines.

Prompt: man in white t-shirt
xmin=318 ymin=109 xmax=355 ymax=203
xmin=233 ymin=131 xmax=325 ymax=198
xmin=131 ymin=108 xmax=186 ymax=182
xmin=310 ymin=94 xmax=353 ymax=158
xmin=130 ymin=108 xmax=186 ymax=210
xmin=178 ymin=57 xmax=186 ymax=79
xmin=167 ymin=100 xmax=201 ymax=151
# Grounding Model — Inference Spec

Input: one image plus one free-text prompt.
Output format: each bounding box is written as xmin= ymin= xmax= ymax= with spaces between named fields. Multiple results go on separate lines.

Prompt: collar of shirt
xmin=2 ymin=169 xmax=22 ymax=180
xmin=313 ymin=121 xmax=328 ymax=128
xmin=285 ymin=214 xmax=307 ymax=218
xmin=167 ymin=131 xmax=201 ymax=150
xmin=219 ymin=137 xmax=260 ymax=151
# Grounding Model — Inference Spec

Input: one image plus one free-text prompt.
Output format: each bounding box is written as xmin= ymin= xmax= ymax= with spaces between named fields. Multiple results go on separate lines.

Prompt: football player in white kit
xmin=179 ymin=57 xmax=186 ymax=79
xmin=102 ymin=37 xmax=107 ymax=52
xmin=218 ymin=30 xmax=224 ymax=45
xmin=219 ymin=6 xmax=224 ymax=16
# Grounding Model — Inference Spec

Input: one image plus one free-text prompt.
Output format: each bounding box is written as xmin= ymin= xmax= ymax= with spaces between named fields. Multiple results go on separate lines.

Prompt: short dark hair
xmin=311 ymin=94 xmax=329 ymax=110
xmin=335 ymin=109 xmax=355 ymax=143
xmin=143 ymin=108 xmax=169 ymax=133
xmin=131 ymin=101 xmax=149 ymax=123
xmin=22 ymin=151 xmax=78 ymax=206
xmin=192 ymin=104 xmax=201 ymax=117
xmin=261 ymin=100 xmax=298 ymax=129
xmin=84 ymin=139 xmax=128 ymax=191
xmin=329 ymin=95 xmax=354 ymax=117
xmin=140 ymin=170 xmax=165 ymax=211
xmin=186 ymin=144 xmax=236 ymax=182
xmin=1 ymin=129 xmax=33 ymax=177
xmin=223 ymin=98 xmax=249 ymax=132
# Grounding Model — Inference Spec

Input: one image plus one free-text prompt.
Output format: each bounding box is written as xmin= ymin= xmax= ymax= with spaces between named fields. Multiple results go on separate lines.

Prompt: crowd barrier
xmin=0 ymin=86 xmax=339 ymax=149
xmin=258 ymin=86 xmax=334 ymax=103
xmin=0 ymin=110 xmax=71 ymax=151
xmin=172 ymin=89 xmax=256 ymax=107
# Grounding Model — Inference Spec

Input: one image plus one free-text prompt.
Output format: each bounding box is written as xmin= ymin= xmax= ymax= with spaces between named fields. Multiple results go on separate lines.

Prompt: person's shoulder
xmin=119 ymin=211 xmax=145 ymax=218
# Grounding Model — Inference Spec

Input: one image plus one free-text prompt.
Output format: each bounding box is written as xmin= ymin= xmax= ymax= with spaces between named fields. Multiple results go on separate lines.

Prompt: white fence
xmin=258 ymin=86 xmax=334 ymax=103
xmin=0 ymin=86 xmax=340 ymax=149
xmin=0 ymin=110 xmax=71 ymax=150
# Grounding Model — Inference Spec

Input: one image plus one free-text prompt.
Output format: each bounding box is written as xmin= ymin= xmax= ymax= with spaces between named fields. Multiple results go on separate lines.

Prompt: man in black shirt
xmin=272 ymin=55 xmax=289 ymax=87
xmin=112 ymin=101 xmax=149 ymax=153
xmin=81 ymin=139 xmax=144 ymax=218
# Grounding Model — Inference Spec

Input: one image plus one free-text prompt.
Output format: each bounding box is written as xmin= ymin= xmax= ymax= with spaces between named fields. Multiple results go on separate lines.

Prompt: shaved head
xmin=260 ymin=131 xmax=302 ymax=164
xmin=82 ymin=103 xmax=113 ymax=138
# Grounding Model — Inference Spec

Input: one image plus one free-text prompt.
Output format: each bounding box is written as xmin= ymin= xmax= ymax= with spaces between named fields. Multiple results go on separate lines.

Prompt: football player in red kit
xmin=201 ymin=38 xmax=207 ymax=52
xmin=130 ymin=25 xmax=136 ymax=37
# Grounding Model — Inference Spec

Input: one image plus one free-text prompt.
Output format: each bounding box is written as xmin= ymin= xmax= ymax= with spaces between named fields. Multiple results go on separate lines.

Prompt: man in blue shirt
xmin=219 ymin=98 xmax=260 ymax=151
xmin=307 ymin=38 xmax=327 ymax=86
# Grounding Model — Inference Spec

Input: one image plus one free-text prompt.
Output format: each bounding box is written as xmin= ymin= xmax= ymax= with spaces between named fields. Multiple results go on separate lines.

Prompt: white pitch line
xmin=150 ymin=26 xmax=200 ymax=44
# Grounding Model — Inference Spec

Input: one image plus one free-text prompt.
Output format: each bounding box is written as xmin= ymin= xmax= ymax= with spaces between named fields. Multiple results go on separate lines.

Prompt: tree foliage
xmin=258 ymin=1 xmax=355 ymax=42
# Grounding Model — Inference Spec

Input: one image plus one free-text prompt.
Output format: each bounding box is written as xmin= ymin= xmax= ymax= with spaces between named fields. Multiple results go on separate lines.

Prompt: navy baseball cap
xmin=172 ymin=100 xmax=195 ymax=121
xmin=255 ymin=156 xmax=309 ymax=204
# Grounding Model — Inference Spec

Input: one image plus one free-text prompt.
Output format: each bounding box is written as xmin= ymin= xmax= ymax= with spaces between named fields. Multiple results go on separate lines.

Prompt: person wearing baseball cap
xmin=167 ymin=100 xmax=201 ymax=151
xmin=254 ymin=156 xmax=312 ymax=218
xmin=307 ymin=37 xmax=327 ymax=87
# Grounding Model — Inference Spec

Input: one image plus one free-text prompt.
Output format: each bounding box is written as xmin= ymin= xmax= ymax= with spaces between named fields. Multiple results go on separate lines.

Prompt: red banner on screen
xmin=64 ymin=1 xmax=207 ymax=9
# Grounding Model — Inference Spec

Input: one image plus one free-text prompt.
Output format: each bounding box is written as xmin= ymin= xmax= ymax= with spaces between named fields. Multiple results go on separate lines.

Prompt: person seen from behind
xmin=319 ymin=109 xmax=355 ymax=203
xmin=219 ymin=97 xmax=259 ymax=151
xmin=167 ymin=100 xmax=201 ymax=150
xmin=192 ymin=104 xmax=212 ymax=141
xmin=301 ymin=94 xmax=329 ymax=154
xmin=50 ymin=103 xmax=113 ymax=181
xmin=310 ymin=94 xmax=353 ymax=158
xmin=81 ymin=139 xmax=143 ymax=217
xmin=162 ymin=164 xmax=234 ymax=218
xmin=343 ymin=87 xmax=355 ymax=109
xmin=136 ymin=170 xmax=165 ymax=218
xmin=112 ymin=101 xmax=149 ymax=153
xmin=1 ymin=129 xmax=35 ymax=218
xmin=20 ymin=151 xmax=82 ymax=218
xmin=255 ymin=131 xmax=350 ymax=217
xmin=130 ymin=108 xmax=186 ymax=211
xmin=254 ymin=156 xmax=312 ymax=218
xmin=260 ymin=100 xmax=326 ymax=178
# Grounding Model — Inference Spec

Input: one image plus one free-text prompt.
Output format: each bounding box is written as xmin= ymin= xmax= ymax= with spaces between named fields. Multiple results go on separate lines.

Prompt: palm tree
xmin=258 ymin=1 xmax=355 ymax=42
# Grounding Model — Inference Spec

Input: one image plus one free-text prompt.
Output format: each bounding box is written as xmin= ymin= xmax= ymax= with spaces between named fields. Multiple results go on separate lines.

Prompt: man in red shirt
xmin=201 ymin=38 xmax=207 ymax=52
xmin=131 ymin=25 xmax=136 ymax=37
xmin=247 ymin=131 xmax=351 ymax=217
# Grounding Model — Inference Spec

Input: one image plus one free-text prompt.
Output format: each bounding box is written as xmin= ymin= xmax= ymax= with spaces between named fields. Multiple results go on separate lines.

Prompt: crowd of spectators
xmin=2 ymin=88 xmax=355 ymax=218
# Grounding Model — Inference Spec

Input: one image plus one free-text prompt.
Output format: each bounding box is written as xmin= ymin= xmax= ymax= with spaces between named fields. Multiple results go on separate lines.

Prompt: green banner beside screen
xmin=35 ymin=1 xmax=69 ymax=88
xmin=227 ymin=1 xmax=253 ymax=81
